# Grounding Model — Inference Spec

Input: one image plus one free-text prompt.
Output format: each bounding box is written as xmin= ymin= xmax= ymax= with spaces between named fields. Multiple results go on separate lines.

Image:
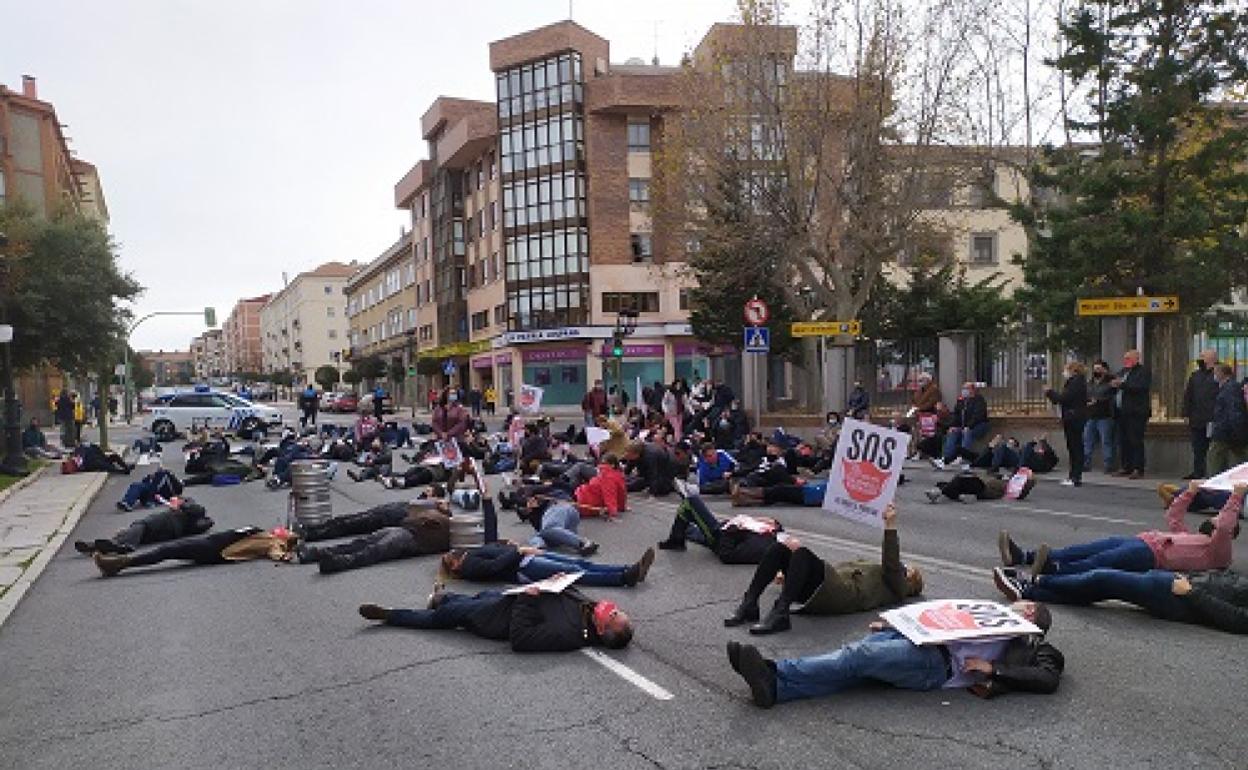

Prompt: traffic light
xmin=611 ymin=332 xmax=624 ymax=358
xmin=204 ymin=307 xmax=217 ymax=327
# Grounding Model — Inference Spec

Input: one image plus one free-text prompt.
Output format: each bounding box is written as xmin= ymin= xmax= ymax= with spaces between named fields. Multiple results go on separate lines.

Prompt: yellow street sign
xmin=791 ymin=320 xmax=862 ymax=337
xmin=1075 ymin=296 xmax=1180 ymax=317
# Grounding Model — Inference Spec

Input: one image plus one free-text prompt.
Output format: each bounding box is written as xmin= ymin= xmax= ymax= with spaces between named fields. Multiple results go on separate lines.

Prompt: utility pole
xmin=122 ymin=308 xmax=216 ymax=423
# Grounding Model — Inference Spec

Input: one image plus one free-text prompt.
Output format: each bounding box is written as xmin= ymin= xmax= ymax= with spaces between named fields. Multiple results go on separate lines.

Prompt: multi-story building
xmin=139 ymin=350 xmax=195 ymax=386
xmin=190 ymin=328 xmax=225 ymax=382
xmin=344 ymin=230 xmax=417 ymax=397
xmin=223 ymin=294 xmax=270 ymax=376
xmin=0 ymin=76 xmax=102 ymax=218
xmin=260 ymin=262 xmax=356 ymax=386
xmin=387 ymin=21 xmax=710 ymax=408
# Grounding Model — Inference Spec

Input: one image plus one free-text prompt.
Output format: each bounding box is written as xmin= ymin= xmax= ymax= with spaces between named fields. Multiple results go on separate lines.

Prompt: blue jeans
xmin=942 ymin=423 xmax=988 ymax=462
xmin=775 ymin=629 xmax=950 ymax=703
xmin=386 ymin=590 xmax=504 ymax=630
xmin=1026 ymin=569 xmax=1190 ymax=621
xmin=1082 ymin=418 xmax=1115 ymax=472
xmin=520 ymin=553 xmax=628 ymax=587
xmin=1037 ymin=536 xmax=1156 ymax=575
xmin=529 ymin=503 xmax=584 ymax=550
xmin=990 ymin=444 xmax=1020 ymax=470
xmin=120 ymin=480 xmax=154 ymax=507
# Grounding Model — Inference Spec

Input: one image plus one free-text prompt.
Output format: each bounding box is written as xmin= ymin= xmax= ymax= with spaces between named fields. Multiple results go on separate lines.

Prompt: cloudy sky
xmin=2 ymin=0 xmax=741 ymax=351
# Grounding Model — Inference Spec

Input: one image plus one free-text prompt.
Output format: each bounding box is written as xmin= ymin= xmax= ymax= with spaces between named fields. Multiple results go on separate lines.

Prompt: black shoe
xmin=93 ymin=538 xmax=130 ymax=555
xmin=727 ymin=640 xmax=743 ymax=673
xmin=749 ymin=601 xmax=791 ymax=635
xmin=73 ymin=540 xmax=94 ymax=554
xmin=735 ymin=644 xmax=777 ymax=708
xmin=657 ymin=538 xmax=687 ymax=551
xmin=723 ymin=594 xmax=760 ymax=627
xmin=578 ymin=541 xmax=599 ymax=557
xmin=358 ymin=603 xmax=390 ymax=621
xmin=992 ymin=566 xmax=1027 ymax=602
xmin=319 ymin=555 xmax=350 ymax=574
xmin=623 ymin=564 xmax=640 ymax=587
xmin=998 ymin=531 xmax=1024 ymax=567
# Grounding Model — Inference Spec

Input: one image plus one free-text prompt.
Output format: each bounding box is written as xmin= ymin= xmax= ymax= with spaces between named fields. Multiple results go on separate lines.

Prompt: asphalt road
xmin=1 ymin=412 xmax=1244 ymax=769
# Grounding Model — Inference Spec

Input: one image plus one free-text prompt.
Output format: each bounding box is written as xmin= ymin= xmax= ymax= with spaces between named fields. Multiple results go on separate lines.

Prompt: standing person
xmin=1082 ymin=360 xmax=1117 ymax=474
xmin=580 ymin=379 xmax=608 ymax=427
xmin=662 ymin=380 xmax=687 ymax=441
xmin=372 ymin=384 xmax=386 ymax=419
xmin=1207 ymin=363 xmax=1248 ymax=475
xmin=483 ymin=384 xmax=497 ymax=416
xmin=1182 ymin=350 xmax=1220 ymax=479
xmin=297 ymin=384 xmax=319 ymax=430
xmin=72 ymin=393 xmax=87 ymax=445
xmin=432 ymin=389 xmax=470 ymax=448
xmin=1113 ymin=349 xmax=1151 ymax=479
xmin=468 ymin=386 xmax=483 ymax=418
xmin=1045 ymin=361 xmax=1089 ymax=487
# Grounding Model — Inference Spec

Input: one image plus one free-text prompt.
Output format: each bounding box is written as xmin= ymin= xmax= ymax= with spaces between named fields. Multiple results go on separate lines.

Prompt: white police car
xmin=143 ymin=390 xmax=282 ymax=440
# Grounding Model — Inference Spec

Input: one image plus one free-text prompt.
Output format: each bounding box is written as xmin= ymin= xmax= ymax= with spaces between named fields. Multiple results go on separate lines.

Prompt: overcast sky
xmin=1 ymin=0 xmax=740 ymax=351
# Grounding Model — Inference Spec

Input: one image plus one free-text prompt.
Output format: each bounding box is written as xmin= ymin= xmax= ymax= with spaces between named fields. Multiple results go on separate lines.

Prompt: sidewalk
xmin=0 ymin=468 xmax=107 ymax=627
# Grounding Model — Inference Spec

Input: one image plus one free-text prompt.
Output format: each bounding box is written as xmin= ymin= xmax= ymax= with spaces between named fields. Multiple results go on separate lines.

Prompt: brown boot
xmin=92 ymin=552 xmax=131 ymax=577
xmin=733 ymin=486 xmax=764 ymax=507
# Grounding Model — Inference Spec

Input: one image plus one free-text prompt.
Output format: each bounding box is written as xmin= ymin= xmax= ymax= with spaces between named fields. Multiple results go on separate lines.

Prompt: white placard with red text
xmin=517 ymin=384 xmax=544 ymax=414
xmin=435 ymin=440 xmax=464 ymax=469
xmin=881 ymin=600 xmax=1042 ymax=645
xmin=1202 ymin=462 xmax=1248 ymax=492
xmin=822 ymin=417 xmax=908 ymax=529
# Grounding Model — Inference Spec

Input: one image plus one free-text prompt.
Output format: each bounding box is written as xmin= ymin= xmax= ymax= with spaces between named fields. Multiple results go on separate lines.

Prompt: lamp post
xmin=0 ymin=230 xmax=23 ymax=476
xmin=405 ymin=328 xmax=417 ymax=419
xmin=611 ymin=308 xmax=639 ymax=400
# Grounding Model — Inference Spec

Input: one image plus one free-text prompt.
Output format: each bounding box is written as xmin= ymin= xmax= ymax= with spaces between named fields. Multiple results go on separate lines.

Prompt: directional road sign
xmin=791 ymin=320 xmax=862 ymax=337
xmin=1076 ymin=296 xmax=1179 ymax=317
xmin=743 ymin=298 xmax=770 ymax=326
xmin=743 ymin=326 xmax=770 ymax=353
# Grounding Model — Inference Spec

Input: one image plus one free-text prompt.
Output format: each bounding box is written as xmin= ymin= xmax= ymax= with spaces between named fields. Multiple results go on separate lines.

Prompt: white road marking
xmin=982 ymin=501 xmax=1141 ymax=527
xmin=582 ymin=649 xmax=674 ymax=701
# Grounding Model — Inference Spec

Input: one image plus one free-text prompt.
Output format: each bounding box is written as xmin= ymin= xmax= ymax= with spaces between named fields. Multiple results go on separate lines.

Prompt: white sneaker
xmin=930 ymin=459 xmax=945 ymax=470
xmin=1060 ymin=479 xmax=1074 ymax=487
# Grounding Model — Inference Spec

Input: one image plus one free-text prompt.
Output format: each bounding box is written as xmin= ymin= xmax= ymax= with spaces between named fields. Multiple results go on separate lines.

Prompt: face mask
xmin=960 ymin=389 xmax=970 ymax=398
xmin=593 ymin=601 xmax=619 ymax=631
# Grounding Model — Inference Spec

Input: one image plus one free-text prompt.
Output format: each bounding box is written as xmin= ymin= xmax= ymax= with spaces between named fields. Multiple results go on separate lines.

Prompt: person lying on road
xmin=657 ymin=494 xmax=783 ymax=565
xmin=75 ymin=496 xmax=212 ymax=555
xmin=91 ymin=526 xmax=298 ymax=577
xmin=722 ymin=504 xmax=923 ymax=634
xmin=357 ymin=585 xmax=633 ymax=652
xmin=296 ymin=500 xmax=451 ymax=574
xmin=439 ymin=542 xmax=655 ymax=588
xmin=993 ymin=566 xmax=1248 ymax=635
xmin=727 ymin=600 xmax=1062 ymax=708
xmin=998 ymin=482 xmax=1244 ymax=578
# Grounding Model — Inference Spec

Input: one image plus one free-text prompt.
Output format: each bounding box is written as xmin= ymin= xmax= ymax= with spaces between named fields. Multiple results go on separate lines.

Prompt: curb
xmin=0 ymin=462 xmax=51 ymax=508
xmin=0 ymin=471 xmax=108 ymax=630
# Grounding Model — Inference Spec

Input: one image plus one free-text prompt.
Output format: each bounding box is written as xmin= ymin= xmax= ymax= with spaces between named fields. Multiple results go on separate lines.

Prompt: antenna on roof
xmin=653 ymin=21 xmax=659 ymax=65
xmin=568 ymin=0 xmax=573 ymax=20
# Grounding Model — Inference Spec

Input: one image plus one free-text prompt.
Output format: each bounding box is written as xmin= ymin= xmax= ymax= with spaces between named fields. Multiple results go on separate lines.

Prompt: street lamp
xmin=405 ymin=328 xmax=417 ymax=418
xmin=0 ymin=230 xmax=23 ymax=476
xmin=610 ymin=308 xmax=639 ymax=401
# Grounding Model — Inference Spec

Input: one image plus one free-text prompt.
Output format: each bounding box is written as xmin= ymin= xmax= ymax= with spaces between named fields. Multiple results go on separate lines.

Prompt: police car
xmin=142 ymin=389 xmax=283 ymax=440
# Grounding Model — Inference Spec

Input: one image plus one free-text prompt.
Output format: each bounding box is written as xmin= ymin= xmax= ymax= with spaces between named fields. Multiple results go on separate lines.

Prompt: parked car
xmin=333 ymin=393 xmax=359 ymax=413
xmin=142 ymin=391 xmax=283 ymax=440
xmin=321 ymin=392 xmax=341 ymax=411
xmin=357 ymin=392 xmax=396 ymax=415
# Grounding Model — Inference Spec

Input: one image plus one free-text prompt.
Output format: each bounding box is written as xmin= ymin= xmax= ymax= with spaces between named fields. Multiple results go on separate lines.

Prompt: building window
xmin=628 ymin=178 xmax=650 ymax=204
xmin=630 ymin=234 xmax=653 ymax=263
xmin=494 ymin=304 xmax=506 ymax=325
xmin=328 ymin=329 xmax=338 ymax=339
xmin=679 ymin=288 xmax=690 ymax=311
xmin=602 ymin=292 xmax=660 ymax=313
xmin=323 ymin=285 xmax=332 ymax=294
xmin=970 ymin=233 xmax=998 ymax=265
xmin=627 ymin=120 xmax=651 ymax=152
xmin=471 ymin=310 xmax=489 ymax=331
xmin=327 ymin=307 xmax=335 ymax=317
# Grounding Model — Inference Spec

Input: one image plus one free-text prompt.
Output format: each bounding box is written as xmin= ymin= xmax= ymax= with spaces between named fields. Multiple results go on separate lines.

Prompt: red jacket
xmin=581 ymin=388 xmax=608 ymax=417
xmin=575 ymin=464 xmax=628 ymax=518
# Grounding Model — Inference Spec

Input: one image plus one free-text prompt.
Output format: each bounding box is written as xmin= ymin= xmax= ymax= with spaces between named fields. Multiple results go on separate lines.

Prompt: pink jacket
xmin=1137 ymin=489 xmax=1242 ymax=571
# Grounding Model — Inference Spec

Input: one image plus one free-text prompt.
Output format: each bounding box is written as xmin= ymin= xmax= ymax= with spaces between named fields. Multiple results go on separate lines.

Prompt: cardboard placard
xmin=822 ymin=418 xmax=908 ymax=529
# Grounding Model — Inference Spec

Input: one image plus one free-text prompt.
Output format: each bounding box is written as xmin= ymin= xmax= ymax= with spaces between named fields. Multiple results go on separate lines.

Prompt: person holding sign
xmin=727 ymin=600 xmax=1062 ymax=708
xmin=357 ymin=585 xmax=633 ymax=652
xmin=723 ymin=504 xmax=922 ymax=634
xmin=1000 ymin=481 xmax=1245 ymax=578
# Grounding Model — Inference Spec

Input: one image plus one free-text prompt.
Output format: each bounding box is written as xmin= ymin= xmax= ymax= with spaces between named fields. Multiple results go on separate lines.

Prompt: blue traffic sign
xmin=443 ymin=360 xmax=457 ymax=376
xmin=743 ymin=326 xmax=770 ymax=353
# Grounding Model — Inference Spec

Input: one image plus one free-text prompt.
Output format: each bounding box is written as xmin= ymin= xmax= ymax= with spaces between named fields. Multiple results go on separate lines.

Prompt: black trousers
xmin=1118 ymin=414 xmax=1149 ymax=473
xmin=762 ymin=485 xmax=806 ymax=505
xmin=310 ymin=527 xmax=421 ymax=571
xmin=937 ymin=475 xmax=987 ymax=500
xmin=1063 ymin=418 xmax=1086 ymax=483
xmin=699 ymin=479 xmax=731 ymax=495
xmin=303 ymin=502 xmax=410 ymax=541
xmin=127 ymin=530 xmax=250 ymax=567
xmin=743 ymin=544 xmax=825 ymax=606
xmin=1190 ymin=424 xmax=1210 ymax=477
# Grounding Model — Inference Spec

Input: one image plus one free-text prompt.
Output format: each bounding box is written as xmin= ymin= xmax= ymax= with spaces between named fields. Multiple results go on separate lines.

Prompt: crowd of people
xmin=68 ymin=367 xmax=1248 ymax=714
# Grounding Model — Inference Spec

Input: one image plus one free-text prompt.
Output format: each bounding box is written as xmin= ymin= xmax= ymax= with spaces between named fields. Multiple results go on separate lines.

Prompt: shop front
xmin=521 ymin=346 xmax=587 ymax=407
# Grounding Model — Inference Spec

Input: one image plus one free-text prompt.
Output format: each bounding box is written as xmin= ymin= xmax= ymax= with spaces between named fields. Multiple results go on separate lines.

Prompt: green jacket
xmin=796 ymin=529 xmax=909 ymax=615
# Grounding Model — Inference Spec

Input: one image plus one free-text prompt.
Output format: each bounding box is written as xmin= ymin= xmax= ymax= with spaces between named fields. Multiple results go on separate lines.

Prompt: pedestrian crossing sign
xmin=743 ymin=326 xmax=770 ymax=353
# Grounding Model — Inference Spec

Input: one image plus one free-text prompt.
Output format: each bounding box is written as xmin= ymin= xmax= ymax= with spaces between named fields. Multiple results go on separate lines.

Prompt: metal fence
xmin=854 ymin=338 xmax=939 ymax=415
xmin=971 ymin=326 xmax=1054 ymax=415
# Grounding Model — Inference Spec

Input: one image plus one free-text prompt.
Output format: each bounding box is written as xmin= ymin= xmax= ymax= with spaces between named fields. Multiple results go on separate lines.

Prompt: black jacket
xmin=976 ymin=636 xmax=1065 ymax=698
xmin=137 ymin=506 xmax=214 ymax=543
xmin=1210 ymin=379 xmax=1248 ymax=445
xmin=634 ymin=443 xmax=678 ymax=492
xmin=1116 ymin=364 xmax=1152 ymax=417
xmin=953 ymin=394 xmax=989 ymax=430
xmin=1184 ymin=570 xmax=1248 ymax=635
xmin=714 ymin=527 xmax=781 ymax=565
xmin=1047 ymin=373 xmax=1089 ymax=422
xmin=1183 ymin=365 xmax=1219 ymax=426
xmin=1087 ymin=374 xmax=1116 ymax=420
xmin=457 ymin=542 xmax=525 ymax=582
xmin=505 ymin=588 xmax=599 ymax=652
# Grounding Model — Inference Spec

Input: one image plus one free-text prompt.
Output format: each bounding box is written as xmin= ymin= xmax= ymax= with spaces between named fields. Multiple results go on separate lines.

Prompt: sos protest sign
xmin=880 ymin=600 xmax=1042 ymax=645
xmin=822 ymin=417 xmax=908 ymax=528
xmin=517 ymin=384 xmax=544 ymax=414
xmin=436 ymin=439 xmax=464 ymax=469
xmin=1202 ymin=461 xmax=1248 ymax=492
